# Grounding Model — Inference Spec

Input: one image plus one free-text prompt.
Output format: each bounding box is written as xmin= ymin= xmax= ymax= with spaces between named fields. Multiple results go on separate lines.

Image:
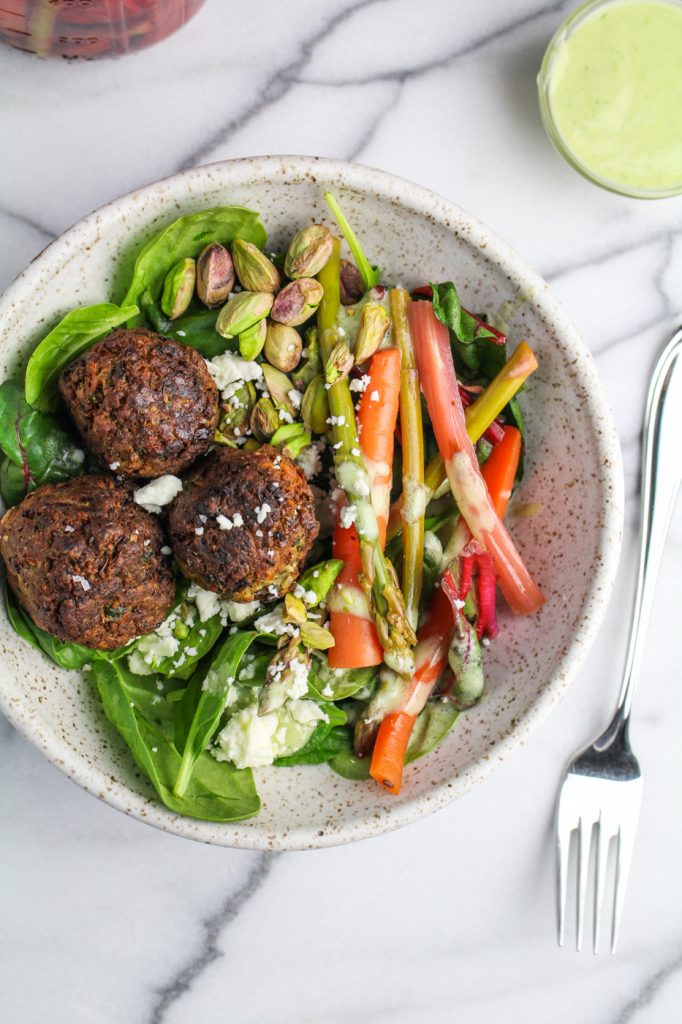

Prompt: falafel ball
xmin=167 ymin=445 xmax=319 ymax=602
xmin=58 ymin=328 xmax=219 ymax=478
xmin=0 ymin=475 xmax=176 ymax=650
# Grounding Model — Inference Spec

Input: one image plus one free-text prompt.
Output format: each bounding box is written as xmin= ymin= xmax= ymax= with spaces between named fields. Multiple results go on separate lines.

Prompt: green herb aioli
xmin=543 ymin=0 xmax=682 ymax=195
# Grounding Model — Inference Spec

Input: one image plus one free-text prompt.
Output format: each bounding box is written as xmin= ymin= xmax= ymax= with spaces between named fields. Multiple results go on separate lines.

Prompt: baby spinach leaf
xmin=4 ymin=585 xmax=129 ymax=670
xmin=25 ymin=303 xmax=138 ymax=412
xmin=174 ymin=630 xmax=260 ymax=798
xmin=328 ymin=745 xmax=371 ymax=780
xmin=431 ymin=282 xmax=500 ymax=376
xmin=92 ymin=659 xmax=260 ymax=823
xmin=405 ymin=700 xmax=459 ymax=763
xmin=122 ymin=207 xmax=267 ymax=319
xmin=142 ymin=299 xmax=228 ymax=358
xmin=0 ymin=381 xmax=85 ymax=506
xmin=273 ymin=704 xmax=348 ymax=766
xmin=307 ymin=658 xmax=377 ymax=702
xmin=128 ymin=605 xmax=225 ymax=681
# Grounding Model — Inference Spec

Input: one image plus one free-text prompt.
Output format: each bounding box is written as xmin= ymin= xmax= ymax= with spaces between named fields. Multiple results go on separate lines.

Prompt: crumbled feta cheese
xmin=160 ymin=545 xmax=172 ymax=556
xmin=327 ymin=414 xmax=346 ymax=427
xmin=278 ymin=408 xmax=294 ymax=424
xmin=109 ymin=461 xmax=120 ymax=471
xmin=223 ymin=599 xmax=261 ymax=623
xmin=213 ymin=699 xmax=327 ymax=769
xmin=64 ymin=525 xmax=75 ymax=534
xmin=205 ymin=351 xmax=263 ymax=393
xmin=332 ymin=441 xmax=343 ymax=450
xmin=370 ymin=389 xmax=380 ymax=402
xmin=349 ymin=374 xmax=370 ymax=393
xmin=133 ymin=475 xmax=183 ymax=514
xmin=232 ymin=512 xmax=244 ymax=527
xmin=296 ymin=443 xmax=323 ymax=480
xmin=195 ymin=527 xmax=204 ymax=536
xmin=255 ymin=503 xmax=271 ymax=524
xmin=72 ymin=574 xmax=91 ymax=592
xmin=216 ymin=514 xmax=233 ymax=531
xmin=339 ymin=504 xmax=358 ymax=528
xmin=288 ymin=389 xmax=302 ymax=410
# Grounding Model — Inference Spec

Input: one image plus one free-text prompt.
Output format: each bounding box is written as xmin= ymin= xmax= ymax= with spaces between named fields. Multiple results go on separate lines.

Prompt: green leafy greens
xmin=122 ymin=207 xmax=267 ymax=320
xmin=0 ymin=381 xmax=85 ymax=507
xmin=324 ymin=192 xmax=381 ymax=291
xmin=25 ymin=303 xmax=139 ymax=412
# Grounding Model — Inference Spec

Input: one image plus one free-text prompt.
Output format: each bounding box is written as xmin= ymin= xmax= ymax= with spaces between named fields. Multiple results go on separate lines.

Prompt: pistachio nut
xmin=301 ymin=374 xmax=330 ymax=435
xmin=325 ymin=341 xmax=354 ymax=385
xmin=299 ymin=621 xmax=335 ymax=651
xmin=340 ymin=259 xmax=364 ymax=305
xmin=250 ymin=397 xmax=280 ymax=442
xmin=353 ymin=302 xmax=390 ymax=363
xmin=196 ymin=242 xmax=234 ymax=308
xmin=215 ymin=381 xmax=256 ymax=444
xmin=271 ymin=278 xmax=324 ymax=327
xmin=231 ymin=239 xmax=280 ymax=293
xmin=238 ymin=318 xmax=267 ymax=360
xmin=284 ymin=224 xmax=333 ymax=279
xmin=264 ymin=322 xmax=302 ymax=373
xmin=291 ymin=327 xmax=322 ymax=390
xmin=242 ymin=438 xmax=261 ymax=452
xmin=216 ymin=290 xmax=273 ymax=339
xmin=270 ymin=423 xmax=313 ymax=460
xmin=284 ymin=592 xmax=307 ymax=625
xmin=261 ymin=363 xmax=298 ymax=417
xmin=161 ymin=258 xmax=196 ymax=320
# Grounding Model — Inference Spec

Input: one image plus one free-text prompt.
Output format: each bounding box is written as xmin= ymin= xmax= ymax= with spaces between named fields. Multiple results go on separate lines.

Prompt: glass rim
xmin=537 ymin=0 xmax=682 ymax=200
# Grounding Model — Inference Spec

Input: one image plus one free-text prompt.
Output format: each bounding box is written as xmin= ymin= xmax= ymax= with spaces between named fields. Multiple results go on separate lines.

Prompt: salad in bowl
xmin=0 ymin=191 xmax=544 ymax=824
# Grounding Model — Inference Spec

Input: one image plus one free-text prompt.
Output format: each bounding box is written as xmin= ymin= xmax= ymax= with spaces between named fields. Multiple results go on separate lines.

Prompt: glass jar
xmin=0 ymin=0 xmax=205 ymax=60
xmin=538 ymin=0 xmax=682 ymax=198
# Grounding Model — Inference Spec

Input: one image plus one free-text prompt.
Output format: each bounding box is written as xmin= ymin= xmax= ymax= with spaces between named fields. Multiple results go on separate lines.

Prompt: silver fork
xmin=556 ymin=324 xmax=682 ymax=954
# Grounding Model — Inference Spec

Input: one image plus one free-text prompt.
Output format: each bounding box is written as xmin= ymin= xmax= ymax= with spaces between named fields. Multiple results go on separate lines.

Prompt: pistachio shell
xmin=238 ymin=318 xmax=267 ymax=360
xmin=196 ymin=243 xmax=234 ymax=308
xmin=161 ymin=258 xmax=196 ymax=320
xmin=264 ymin=322 xmax=302 ymax=372
xmin=216 ymin=290 xmax=273 ymax=339
xmin=354 ymin=302 xmax=389 ymax=363
xmin=250 ymin=397 xmax=280 ymax=442
xmin=271 ymin=278 xmax=324 ymax=327
xmin=261 ymin=364 xmax=297 ymax=416
xmin=232 ymin=239 xmax=280 ymax=293
xmin=284 ymin=224 xmax=333 ymax=279
xmin=301 ymin=374 xmax=330 ymax=435
xmin=325 ymin=341 xmax=354 ymax=384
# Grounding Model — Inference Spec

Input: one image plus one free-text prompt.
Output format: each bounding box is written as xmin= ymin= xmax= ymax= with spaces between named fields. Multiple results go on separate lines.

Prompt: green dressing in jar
xmin=538 ymin=0 xmax=682 ymax=197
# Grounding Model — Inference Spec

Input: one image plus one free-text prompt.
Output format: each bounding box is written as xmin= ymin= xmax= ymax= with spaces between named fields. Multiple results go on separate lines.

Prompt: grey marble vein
xmin=296 ymin=0 xmax=570 ymax=88
xmin=543 ymin=227 xmax=675 ymax=284
xmin=176 ymin=0 xmax=392 ymax=172
xmin=0 ymin=206 xmax=56 ymax=242
xmin=612 ymin=947 xmax=682 ymax=1023
xmin=346 ymin=83 xmax=402 ymax=161
xmin=147 ymin=852 xmax=277 ymax=1024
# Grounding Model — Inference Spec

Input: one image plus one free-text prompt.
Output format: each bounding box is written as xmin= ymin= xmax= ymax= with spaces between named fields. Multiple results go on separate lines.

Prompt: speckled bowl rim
xmin=0 ymin=156 xmax=624 ymax=850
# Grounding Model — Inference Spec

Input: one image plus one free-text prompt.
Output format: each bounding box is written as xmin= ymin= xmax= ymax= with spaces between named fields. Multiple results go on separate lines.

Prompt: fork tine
xmin=556 ymin=819 xmax=571 ymax=947
xmin=592 ymin=814 xmax=611 ymax=954
xmin=576 ymin=816 xmax=592 ymax=951
xmin=611 ymin=822 xmax=637 ymax=954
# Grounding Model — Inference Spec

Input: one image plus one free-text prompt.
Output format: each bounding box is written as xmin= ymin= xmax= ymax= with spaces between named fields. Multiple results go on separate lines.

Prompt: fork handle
xmin=597 ymin=326 xmax=682 ymax=749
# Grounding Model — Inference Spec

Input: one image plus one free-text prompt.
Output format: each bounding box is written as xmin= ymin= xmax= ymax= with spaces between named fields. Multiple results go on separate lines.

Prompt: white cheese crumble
xmin=213 ymin=699 xmax=327 ymax=769
xmin=349 ymin=374 xmax=370 ymax=393
xmin=133 ymin=475 xmax=183 ymax=514
xmin=288 ymin=389 xmax=303 ymax=410
xmin=255 ymin=503 xmax=271 ymax=524
xmin=205 ymin=351 xmax=263 ymax=394
xmin=72 ymin=575 xmax=91 ymax=592
xmin=64 ymin=525 xmax=75 ymax=534
xmin=109 ymin=461 xmax=120 ymax=471
xmin=370 ymin=389 xmax=380 ymax=402
xmin=339 ymin=504 xmax=358 ymax=529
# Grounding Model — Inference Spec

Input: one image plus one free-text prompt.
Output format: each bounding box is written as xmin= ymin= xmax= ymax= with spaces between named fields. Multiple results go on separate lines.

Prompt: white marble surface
xmin=1 ymin=2 xmax=681 ymax=1021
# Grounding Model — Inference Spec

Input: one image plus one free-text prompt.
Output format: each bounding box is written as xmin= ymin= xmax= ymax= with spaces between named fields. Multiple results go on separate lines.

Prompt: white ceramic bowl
xmin=0 ymin=157 xmax=623 ymax=849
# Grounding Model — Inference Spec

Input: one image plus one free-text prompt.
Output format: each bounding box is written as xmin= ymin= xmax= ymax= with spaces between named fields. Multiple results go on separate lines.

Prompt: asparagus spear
xmin=389 ymin=288 xmax=424 ymax=630
xmin=317 ymin=240 xmax=416 ymax=672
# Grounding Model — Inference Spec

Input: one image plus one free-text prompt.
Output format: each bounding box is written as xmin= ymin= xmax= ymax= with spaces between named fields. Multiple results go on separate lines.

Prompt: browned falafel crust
xmin=58 ymin=327 xmax=219 ymax=478
xmin=0 ymin=475 xmax=176 ymax=650
xmin=167 ymin=445 xmax=319 ymax=602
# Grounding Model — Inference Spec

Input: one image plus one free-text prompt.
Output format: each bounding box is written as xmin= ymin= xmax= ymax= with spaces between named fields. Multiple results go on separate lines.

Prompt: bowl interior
xmin=0 ymin=157 xmax=623 ymax=848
